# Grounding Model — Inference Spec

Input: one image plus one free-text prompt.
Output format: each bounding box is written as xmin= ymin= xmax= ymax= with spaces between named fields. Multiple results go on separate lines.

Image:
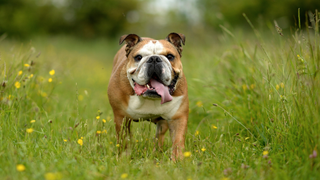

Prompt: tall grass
xmin=0 ymin=11 xmax=320 ymax=179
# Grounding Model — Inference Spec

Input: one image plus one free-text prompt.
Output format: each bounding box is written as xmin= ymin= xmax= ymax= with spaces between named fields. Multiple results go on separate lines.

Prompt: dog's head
xmin=119 ymin=33 xmax=186 ymax=104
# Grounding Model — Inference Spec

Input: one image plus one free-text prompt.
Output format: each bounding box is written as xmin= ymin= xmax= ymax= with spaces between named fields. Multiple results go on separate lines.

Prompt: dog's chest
xmin=126 ymin=95 xmax=183 ymax=120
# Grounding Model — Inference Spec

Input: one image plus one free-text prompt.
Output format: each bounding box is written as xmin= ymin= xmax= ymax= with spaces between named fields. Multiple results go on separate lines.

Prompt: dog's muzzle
xmin=145 ymin=56 xmax=165 ymax=82
xmin=132 ymin=55 xmax=178 ymax=104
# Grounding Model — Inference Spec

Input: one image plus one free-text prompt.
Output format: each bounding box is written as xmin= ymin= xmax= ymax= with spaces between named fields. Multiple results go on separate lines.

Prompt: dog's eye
xmin=134 ymin=55 xmax=142 ymax=61
xmin=166 ymin=54 xmax=175 ymax=61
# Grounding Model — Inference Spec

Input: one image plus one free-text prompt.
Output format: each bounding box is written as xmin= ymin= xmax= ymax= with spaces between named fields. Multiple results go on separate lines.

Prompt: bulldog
xmin=107 ymin=33 xmax=188 ymax=160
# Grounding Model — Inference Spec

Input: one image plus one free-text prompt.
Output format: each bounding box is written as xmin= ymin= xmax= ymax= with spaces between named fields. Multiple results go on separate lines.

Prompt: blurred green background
xmin=1 ymin=1 xmax=320 ymax=179
xmin=1 ymin=0 xmax=319 ymax=39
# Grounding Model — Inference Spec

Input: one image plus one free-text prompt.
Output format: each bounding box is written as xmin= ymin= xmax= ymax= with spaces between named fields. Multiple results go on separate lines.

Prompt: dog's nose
xmin=147 ymin=56 xmax=161 ymax=64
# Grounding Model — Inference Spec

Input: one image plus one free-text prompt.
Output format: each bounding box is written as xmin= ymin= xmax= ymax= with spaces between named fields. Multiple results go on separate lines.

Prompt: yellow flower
xmin=63 ymin=139 xmax=67 ymax=142
xmin=136 ymin=140 xmax=139 ymax=143
xmin=26 ymin=128 xmax=34 ymax=133
xmin=183 ymin=151 xmax=191 ymax=157
xmin=195 ymin=130 xmax=199 ymax=136
xmin=276 ymin=84 xmax=280 ymax=90
xmin=280 ymin=82 xmax=284 ymax=88
xmin=18 ymin=71 xmax=23 ymax=76
xmin=81 ymin=137 xmax=84 ymax=140
xmin=220 ymin=178 xmax=230 ymax=180
xmin=45 ymin=172 xmax=62 ymax=180
xmin=29 ymin=74 xmax=33 ymax=78
xmin=24 ymin=64 xmax=30 ymax=67
xmin=30 ymin=120 xmax=36 ymax=123
xmin=242 ymin=84 xmax=247 ymax=91
xmin=96 ymin=116 xmax=100 ymax=120
xmin=49 ymin=70 xmax=55 ymax=76
xmin=102 ymin=130 xmax=107 ymax=134
xmin=78 ymin=95 xmax=83 ymax=101
xmin=201 ymin=147 xmax=206 ymax=152
xmin=196 ymin=101 xmax=203 ymax=107
xmin=15 ymin=81 xmax=21 ymax=89
xmin=116 ymin=144 xmax=120 ymax=147
xmin=48 ymin=78 xmax=52 ymax=83
xmin=121 ymin=173 xmax=128 ymax=179
xmin=297 ymin=54 xmax=300 ymax=58
xmin=96 ymin=131 xmax=101 ymax=134
xmin=212 ymin=125 xmax=217 ymax=129
xmin=77 ymin=139 xmax=83 ymax=146
xmin=250 ymin=84 xmax=255 ymax=89
xmin=16 ymin=164 xmax=26 ymax=172
xmin=102 ymin=119 xmax=106 ymax=123
xmin=99 ymin=166 xmax=105 ymax=171
xmin=44 ymin=173 xmax=55 ymax=180
xmin=263 ymin=151 xmax=269 ymax=156
xmin=41 ymin=91 xmax=47 ymax=97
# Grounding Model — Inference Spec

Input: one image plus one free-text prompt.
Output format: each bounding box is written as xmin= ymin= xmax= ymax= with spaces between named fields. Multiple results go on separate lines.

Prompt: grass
xmin=1 ymin=12 xmax=320 ymax=179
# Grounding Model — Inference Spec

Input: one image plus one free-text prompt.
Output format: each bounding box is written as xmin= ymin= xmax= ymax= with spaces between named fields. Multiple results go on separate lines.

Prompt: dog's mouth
xmin=132 ymin=75 xmax=178 ymax=104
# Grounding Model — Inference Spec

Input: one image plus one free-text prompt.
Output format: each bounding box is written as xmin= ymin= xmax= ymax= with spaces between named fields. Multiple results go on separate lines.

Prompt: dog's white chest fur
xmin=126 ymin=95 xmax=183 ymax=120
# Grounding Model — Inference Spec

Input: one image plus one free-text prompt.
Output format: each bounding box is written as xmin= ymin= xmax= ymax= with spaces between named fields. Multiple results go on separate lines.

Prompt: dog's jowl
xmin=107 ymin=33 xmax=189 ymax=160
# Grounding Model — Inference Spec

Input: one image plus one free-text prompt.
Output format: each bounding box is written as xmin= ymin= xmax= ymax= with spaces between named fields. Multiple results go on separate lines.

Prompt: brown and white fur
xmin=107 ymin=33 xmax=188 ymax=160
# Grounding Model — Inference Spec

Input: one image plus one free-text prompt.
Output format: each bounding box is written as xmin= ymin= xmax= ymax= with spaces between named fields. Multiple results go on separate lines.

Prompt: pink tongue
xmin=134 ymin=83 xmax=147 ymax=96
xmin=150 ymin=79 xmax=173 ymax=104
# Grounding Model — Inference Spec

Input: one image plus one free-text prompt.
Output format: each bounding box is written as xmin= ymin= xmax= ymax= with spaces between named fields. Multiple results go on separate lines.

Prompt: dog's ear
xmin=119 ymin=34 xmax=142 ymax=57
xmin=166 ymin=33 xmax=185 ymax=56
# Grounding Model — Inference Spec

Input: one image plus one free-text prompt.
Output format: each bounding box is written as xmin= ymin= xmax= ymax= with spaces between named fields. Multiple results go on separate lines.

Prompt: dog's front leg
xmin=168 ymin=116 xmax=188 ymax=161
xmin=114 ymin=115 xmax=132 ymax=151
xmin=155 ymin=120 xmax=169 ymax=150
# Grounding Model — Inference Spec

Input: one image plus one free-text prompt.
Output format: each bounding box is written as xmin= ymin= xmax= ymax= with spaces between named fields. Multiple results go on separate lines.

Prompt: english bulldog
xmin=107 ymin=33 xmax=188 ymax=160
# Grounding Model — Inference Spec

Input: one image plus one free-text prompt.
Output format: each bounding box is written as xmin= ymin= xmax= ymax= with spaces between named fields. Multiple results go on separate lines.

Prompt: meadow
xmin=1 ymin=15 xmax=320 ymax=179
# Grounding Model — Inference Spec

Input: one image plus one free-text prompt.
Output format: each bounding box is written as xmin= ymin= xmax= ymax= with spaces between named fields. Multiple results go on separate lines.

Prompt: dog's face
xmin=120 ymin=33 xmax=185 ymax=104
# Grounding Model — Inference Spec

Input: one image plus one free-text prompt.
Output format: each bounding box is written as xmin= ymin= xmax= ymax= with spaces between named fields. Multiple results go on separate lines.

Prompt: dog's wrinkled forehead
xmin=120 ymin=33 xmax=185 ymax=58
xmin=137 ymin=40 xmax=164 ymax=56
